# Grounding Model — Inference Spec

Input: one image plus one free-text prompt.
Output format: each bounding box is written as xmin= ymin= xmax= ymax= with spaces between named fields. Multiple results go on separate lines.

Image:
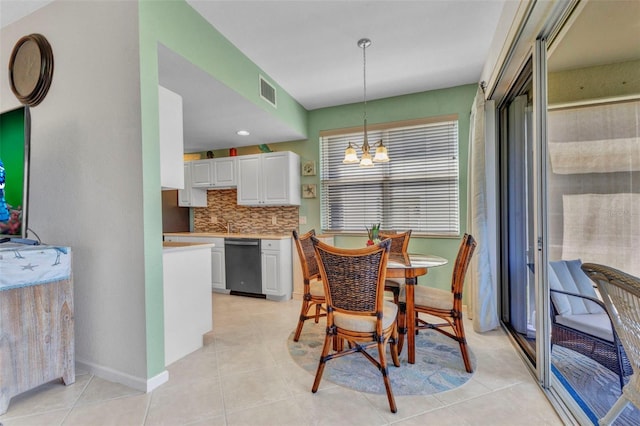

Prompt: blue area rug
xmin=552 ymin=346 xmax=639 ymax=425
xmin=288 ymin=322 xmax=475 ymax=395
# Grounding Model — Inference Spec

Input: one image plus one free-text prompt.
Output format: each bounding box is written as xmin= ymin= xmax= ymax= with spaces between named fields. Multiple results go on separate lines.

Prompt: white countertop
xmin=164 ymin=232 xmax=292 ymax=240
xmin=162 ymin=241 xmax=215 ymax=253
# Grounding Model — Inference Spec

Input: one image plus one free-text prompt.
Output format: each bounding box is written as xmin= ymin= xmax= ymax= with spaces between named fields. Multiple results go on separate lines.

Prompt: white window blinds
xmin=320 ymin=118 xmax=460 ymax=236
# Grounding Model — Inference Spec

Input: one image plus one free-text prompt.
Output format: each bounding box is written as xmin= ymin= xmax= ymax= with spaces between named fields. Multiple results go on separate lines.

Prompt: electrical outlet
xmin=211 ymin=216 xmax=217 ymax=224
xmin=299 ymin=216 xmax=307 ymax=224
xmin=272 ymin=215 xmax=278 ymax=225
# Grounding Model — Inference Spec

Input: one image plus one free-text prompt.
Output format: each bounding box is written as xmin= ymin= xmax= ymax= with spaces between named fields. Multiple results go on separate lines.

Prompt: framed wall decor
xmin=302 ymin=160 xmax=316 ymax=176
xmin=9 ymin=34 xmax=54 ymax=107
xmin=302 ymin=184 xmax=316 ymax=198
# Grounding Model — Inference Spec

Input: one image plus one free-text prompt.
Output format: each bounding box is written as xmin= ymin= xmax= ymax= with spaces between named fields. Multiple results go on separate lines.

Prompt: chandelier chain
xmin=363 ymin=39 xmax=367 ymax=125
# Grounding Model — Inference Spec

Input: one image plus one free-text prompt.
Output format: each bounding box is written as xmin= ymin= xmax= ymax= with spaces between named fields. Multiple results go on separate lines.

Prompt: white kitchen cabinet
xmin=178 ymin=162 xmax=207 ymax=207
xmin=212 ymin=157 xmax=236 ymax=187
xmin=159 ymin=86 xmax=184 ymax=190
xmin=210 ymin=241 xmax=226 ymax=291
xmin=237 ymin=151 xmax=300 ymax=206
xmin=191 ymin=158 xmax=237 ymax=188
xmin=190 ymin=160 xmax=212 ymax=187
xmin=261 ymin=239 xmax=292 ymax=301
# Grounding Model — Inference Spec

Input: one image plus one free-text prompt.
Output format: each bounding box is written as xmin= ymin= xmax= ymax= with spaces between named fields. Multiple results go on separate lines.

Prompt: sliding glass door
xmin=496 ymin=0 xmax=639 ymax=423
xmin=545 ymin=1 xmax=640 ymax=422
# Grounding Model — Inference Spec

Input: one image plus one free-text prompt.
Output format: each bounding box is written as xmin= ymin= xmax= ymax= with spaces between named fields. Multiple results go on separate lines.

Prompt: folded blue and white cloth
xmin=0 ymin=244 xmax=72 ymax=290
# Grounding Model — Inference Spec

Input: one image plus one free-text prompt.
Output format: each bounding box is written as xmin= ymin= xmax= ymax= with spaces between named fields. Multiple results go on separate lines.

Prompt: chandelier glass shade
xmin=343 ymin=38 xmax=390 ymax=167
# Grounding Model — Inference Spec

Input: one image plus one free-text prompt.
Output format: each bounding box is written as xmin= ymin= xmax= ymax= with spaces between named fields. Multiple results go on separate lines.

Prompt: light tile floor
xmin=0 ymin=293 xmax=563 ymax=425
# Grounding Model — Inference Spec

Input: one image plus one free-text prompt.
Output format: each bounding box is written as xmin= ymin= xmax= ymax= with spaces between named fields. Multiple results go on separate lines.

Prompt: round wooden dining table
xmin=386 ymin=252 xmax=448 ymax=364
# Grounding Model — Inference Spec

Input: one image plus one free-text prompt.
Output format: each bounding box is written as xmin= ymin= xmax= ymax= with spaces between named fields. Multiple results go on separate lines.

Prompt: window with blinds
xmin=320 ymin=117 xmax=460 ymax=236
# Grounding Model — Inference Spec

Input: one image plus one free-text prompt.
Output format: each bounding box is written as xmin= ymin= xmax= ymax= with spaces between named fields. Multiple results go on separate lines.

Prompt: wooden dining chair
xmin=292 ymin=229 xmax=326 ymax=342
xmin=398 ymin=233 xmax=477 ymax=373
xmin=311 ymin=237 xmax=400 ymax=413
xmin=379 ymin=230 xmax=411 ymax=303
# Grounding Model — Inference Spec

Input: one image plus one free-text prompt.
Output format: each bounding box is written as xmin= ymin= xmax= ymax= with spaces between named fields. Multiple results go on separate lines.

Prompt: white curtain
xmin=467 ymin=85 xmax=499 ymax=332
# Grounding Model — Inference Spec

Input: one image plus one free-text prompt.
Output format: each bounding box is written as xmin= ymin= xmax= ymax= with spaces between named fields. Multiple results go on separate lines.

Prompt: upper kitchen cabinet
xmin=237 ymin=152 xmax=300 ymax=206
xmin=159 ymin=86 xmax=184 ymax=190
xmin=178 ymin=162 xmax=207 ymax=207
xmin=191 ymin=158 xmax=237 ymax=188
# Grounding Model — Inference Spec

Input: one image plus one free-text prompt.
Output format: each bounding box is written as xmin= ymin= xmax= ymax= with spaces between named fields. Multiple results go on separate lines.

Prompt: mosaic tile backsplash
xmin=193 ymin=189 xmax=299 ymax=235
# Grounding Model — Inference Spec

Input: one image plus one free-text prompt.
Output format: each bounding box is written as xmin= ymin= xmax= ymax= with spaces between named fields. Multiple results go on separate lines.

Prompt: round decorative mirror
xmin=8 ymin=34 xmax=54 ymax=107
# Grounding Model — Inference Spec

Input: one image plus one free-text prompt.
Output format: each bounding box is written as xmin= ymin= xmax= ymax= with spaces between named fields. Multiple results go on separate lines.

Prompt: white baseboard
xmin=76 ymin=358 xmax=169 ymax=393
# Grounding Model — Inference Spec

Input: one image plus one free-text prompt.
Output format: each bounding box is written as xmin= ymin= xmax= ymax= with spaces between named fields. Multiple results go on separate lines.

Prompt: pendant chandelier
xmin=343 ymin=38 xmax=390 ymax=167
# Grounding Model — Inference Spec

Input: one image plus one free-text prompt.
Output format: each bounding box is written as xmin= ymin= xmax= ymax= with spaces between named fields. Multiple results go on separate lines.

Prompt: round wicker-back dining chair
xmin=397 ymin=233 xmax=477 ymax=373
xmin=292 ymin=229 xmax=326 ymax=342
xmin=311 ymin=237 xmax=400 ymax=413
xmin=379 ymin=230 xmax=411 ymax=303
xmin=581 ymin=263 xmax=640 ymax=426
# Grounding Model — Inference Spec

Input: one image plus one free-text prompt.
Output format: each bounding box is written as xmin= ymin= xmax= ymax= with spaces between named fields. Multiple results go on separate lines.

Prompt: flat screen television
xmin=0 ymin=106 xmax=30 ymax=239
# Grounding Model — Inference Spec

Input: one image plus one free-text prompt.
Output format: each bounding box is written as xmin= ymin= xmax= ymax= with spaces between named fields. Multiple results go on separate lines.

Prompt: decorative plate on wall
xmin=302 ymin=160 xmax=316 ymax=176
xmin=9 ymin=34 xmax=54 ymax=107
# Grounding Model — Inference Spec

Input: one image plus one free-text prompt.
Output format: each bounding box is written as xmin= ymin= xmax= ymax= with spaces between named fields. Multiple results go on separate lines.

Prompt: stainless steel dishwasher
xmin=224 ymin=238 xmax=264 ymax=297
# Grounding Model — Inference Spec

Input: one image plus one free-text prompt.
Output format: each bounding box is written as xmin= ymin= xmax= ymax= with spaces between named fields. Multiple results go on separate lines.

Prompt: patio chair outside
xmin=549 ymin=259 xmax=632 ymax=389
xmin=581 ymin=263 xmax=640 ymax=426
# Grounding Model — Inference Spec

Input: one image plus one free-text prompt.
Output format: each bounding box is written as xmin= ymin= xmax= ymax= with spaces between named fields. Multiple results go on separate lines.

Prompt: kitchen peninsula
xmin=162 ymin=241 xmax=214 ymax=366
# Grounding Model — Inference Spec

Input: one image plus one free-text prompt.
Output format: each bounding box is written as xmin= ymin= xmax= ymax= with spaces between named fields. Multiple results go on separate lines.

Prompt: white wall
xmin=1 ymin=1 xmax=151 ymax=387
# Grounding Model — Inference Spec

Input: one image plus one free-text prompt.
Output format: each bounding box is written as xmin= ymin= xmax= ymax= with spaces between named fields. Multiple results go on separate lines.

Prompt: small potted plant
xmin=366 ymin=223 xmax=381 ymax=246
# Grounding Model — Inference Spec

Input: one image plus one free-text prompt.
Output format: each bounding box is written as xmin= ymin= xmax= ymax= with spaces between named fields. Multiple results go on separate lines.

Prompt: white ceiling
xmin=1 ymin=0 xmax=508 ymax=152
xmin=179 ymin=0 xmax=507 ymax=152
xmin=3 ymin=1 xmax=638 ymax=153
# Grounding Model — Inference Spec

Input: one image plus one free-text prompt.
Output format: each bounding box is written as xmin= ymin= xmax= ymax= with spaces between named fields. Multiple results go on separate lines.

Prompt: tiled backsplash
xmin=193 ymin=189 xmax=299 ymax=235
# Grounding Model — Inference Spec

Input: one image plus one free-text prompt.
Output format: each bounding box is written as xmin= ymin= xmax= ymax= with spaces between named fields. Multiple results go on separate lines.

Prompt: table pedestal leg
xmin=405 ymin=277 xmax=417 ymax=364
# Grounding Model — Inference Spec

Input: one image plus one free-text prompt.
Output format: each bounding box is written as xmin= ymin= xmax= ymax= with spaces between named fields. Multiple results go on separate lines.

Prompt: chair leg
xmin=396 ymin=302 xmax=406 ymax=354
xmin=293 ymin=298 xmax=311 ymax=342
xmin=454 ymin=316 xmax=473 ymax=373
xmin=312 ymin=332 xmax=334 ymax=393
xmin=390 ymin=326 xmax=400 ymax=368
xmin=377 ymin=339 xmax=397 ymax=413
xmin=314 ymin=303 xmax=322 ymax=323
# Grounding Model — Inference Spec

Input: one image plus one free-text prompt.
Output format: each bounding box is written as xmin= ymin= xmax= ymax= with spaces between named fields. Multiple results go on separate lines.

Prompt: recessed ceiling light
xmin=236 ymin=130 xmax=250 ymax=136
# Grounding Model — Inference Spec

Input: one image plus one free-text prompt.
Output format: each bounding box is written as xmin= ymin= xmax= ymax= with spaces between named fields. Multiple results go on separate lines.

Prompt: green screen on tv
xmin=0 ymin=106 xmax=27 ymax=237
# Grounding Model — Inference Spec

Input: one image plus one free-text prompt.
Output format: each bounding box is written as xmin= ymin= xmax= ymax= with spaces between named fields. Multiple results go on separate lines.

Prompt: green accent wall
xmin=275 ymin=84 xmax=477 ymax=290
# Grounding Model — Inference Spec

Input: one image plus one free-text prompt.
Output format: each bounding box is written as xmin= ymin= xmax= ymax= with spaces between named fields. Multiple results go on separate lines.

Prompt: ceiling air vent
xmin=259 ymin=75 xmax=277 ymax=108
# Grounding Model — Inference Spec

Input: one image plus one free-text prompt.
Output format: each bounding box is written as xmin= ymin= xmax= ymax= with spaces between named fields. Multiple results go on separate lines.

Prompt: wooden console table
xmin=0 ymin=244 xmax=74 ymax=415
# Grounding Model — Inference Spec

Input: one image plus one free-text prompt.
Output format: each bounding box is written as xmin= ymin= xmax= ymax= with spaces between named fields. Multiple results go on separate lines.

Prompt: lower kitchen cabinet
xmin=164 ymin=234 xmax=293 ymax=300
xmin=210 ymin=240 xmax=225 ymax=291
xmin=261 ymin=239 xmax=292 ymax=301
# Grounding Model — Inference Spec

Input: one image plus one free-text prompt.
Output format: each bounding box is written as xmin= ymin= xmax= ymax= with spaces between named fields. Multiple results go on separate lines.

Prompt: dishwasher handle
xmin=225 ymin=239 xmax=260 ymax=247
